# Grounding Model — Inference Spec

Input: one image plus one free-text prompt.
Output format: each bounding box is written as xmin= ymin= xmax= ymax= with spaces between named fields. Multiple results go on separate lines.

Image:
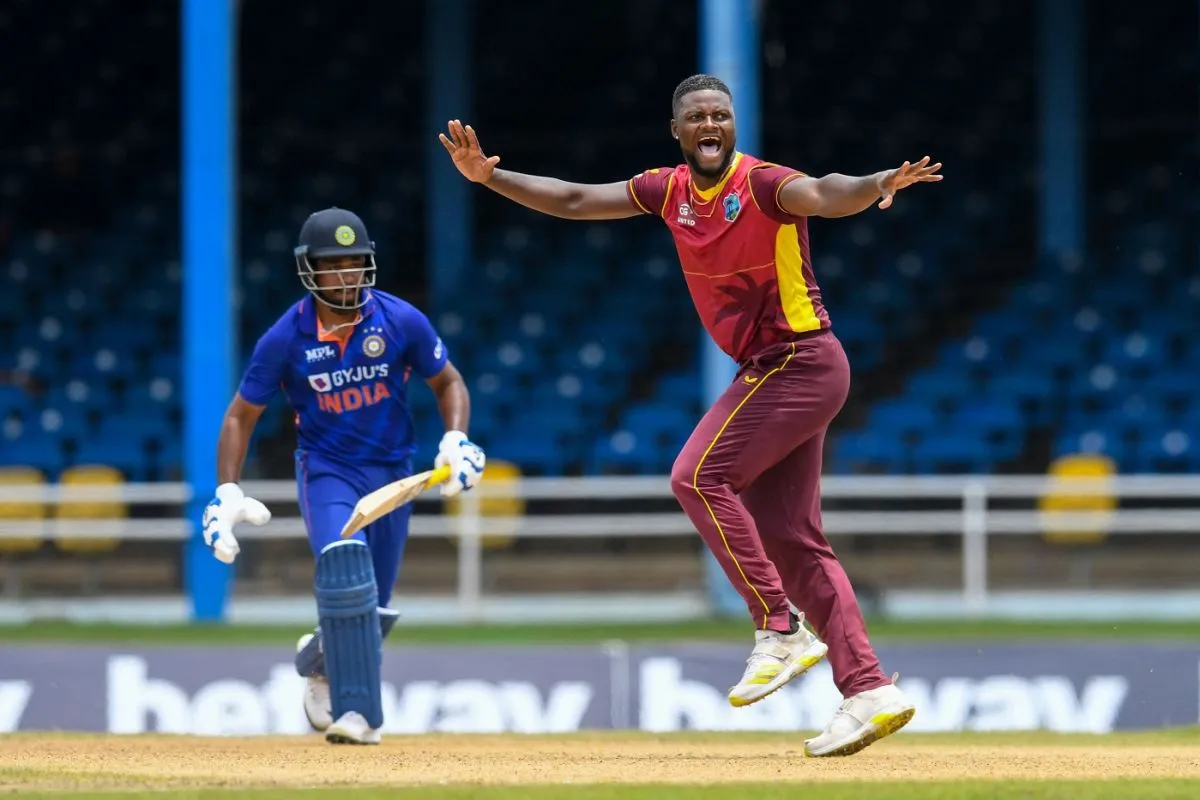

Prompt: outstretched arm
xmin=439 ymin=120 xmax=640 ymax=221
xmin=778 ymin=156 xmax=943 ymax=219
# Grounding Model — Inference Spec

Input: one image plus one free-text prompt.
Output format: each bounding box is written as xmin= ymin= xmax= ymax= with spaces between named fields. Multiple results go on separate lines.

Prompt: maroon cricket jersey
xmin=627 ymin=152 xmax=830 ymax=364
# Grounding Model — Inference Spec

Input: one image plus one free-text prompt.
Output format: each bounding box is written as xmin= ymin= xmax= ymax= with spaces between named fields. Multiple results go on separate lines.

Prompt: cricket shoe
xmin=804 ymin=674 xmax=916 ymax=757
xmin=727 ymin=614 xmax=829 ymax=708
xmin=296 ymin=633 xmax=333 ymax=732
xmin=325 ymin=711 xmax=381 ymax=745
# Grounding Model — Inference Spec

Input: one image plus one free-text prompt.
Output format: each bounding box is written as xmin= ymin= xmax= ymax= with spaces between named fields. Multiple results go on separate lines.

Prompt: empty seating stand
xmin=2 ymin=1 xmax=1194 ymax=480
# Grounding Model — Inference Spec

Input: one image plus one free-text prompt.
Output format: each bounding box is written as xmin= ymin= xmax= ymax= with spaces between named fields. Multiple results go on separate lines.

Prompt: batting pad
xmin=314 ymin=540 xmax=384 ymax=729
xmin=295 ymin=606 xmax=400 ymax=678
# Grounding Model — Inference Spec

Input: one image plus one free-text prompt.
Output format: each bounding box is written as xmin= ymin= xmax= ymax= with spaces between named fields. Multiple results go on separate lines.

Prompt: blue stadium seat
xmin=830 ymin=431 xmax=906 ymax=474
xmin=911 ymin=433 xmax=991 ymax=474
xmin=0 ymin=386 xmax=34 ymax=419
xmin=588 ymin=430 xmax=664 ymax=475
xmin=866 ymin=399 xmax=939 ymax=437
xmin=0 ymin=430 xmax=66 ymax=476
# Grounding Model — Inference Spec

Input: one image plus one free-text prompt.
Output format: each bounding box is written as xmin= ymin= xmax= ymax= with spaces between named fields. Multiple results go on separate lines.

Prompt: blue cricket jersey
xmin=237 ymin=290 xmax=448 ymax=465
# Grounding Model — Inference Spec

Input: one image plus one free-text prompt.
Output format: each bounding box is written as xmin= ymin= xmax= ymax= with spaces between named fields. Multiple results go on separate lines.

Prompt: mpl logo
xmin=675 ymin=203 xmax=697 ymax=227
xmin=305 ymin=345 xmax=336 ymax=363
xmin=308 ymin=373 xmax=332 ymax=393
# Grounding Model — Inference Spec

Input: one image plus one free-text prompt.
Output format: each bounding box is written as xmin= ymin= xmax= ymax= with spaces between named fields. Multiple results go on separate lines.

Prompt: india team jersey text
xmin=627 ymin=152 xmax=831 ymax=364
xmin=238 ymin=290 xmax=448 ymax=465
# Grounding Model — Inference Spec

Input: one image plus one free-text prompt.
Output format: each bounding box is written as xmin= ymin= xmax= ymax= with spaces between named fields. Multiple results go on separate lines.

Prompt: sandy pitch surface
xmin=4 ymin=734 xmax=1200 ymax=790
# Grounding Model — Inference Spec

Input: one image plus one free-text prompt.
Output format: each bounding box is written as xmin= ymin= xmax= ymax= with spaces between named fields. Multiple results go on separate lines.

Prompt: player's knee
xmin=670 ymin=452 xmax=703 ymax=498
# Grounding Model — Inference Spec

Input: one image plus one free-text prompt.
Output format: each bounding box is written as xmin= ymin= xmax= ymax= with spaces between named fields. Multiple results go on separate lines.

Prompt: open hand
xmin=202 ymin=483 xmax=271 ymax=565
xmin=876 ymin=156 xmax=943 ymax=209
xmin=439 ymin=120 xmax=500 ymax=184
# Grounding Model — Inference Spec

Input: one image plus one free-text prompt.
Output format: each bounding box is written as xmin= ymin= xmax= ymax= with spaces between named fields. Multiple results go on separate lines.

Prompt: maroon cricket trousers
xmin=669 ymin=331 xmax=891 ymax=698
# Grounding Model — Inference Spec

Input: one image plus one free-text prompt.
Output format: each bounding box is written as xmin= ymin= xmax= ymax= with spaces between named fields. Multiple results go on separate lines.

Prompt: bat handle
xmin=429 ymin=464 xmax=453 ymax=485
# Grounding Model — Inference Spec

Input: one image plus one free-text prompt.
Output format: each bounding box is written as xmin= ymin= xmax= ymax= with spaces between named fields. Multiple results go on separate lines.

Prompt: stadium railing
xmin=1 ymin=474 xmax=1199 ymax=615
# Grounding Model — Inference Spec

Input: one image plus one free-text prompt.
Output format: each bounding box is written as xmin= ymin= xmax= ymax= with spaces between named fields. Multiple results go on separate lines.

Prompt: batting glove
xmin=435 ymin=430 xmax=486 ymax=498
xmin=202 ymin=483 xmax=272 ymax=564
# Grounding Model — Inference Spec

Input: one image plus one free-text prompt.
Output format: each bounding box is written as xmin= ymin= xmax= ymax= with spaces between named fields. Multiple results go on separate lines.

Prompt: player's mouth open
xmin=698 ymin=137 xmax=722 ymax=157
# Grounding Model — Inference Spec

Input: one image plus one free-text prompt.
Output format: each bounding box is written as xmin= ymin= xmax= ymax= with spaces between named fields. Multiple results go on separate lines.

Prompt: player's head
xmin=671 ymin=74 xmax=737 ymax=180
xmin=294 ymin=207 xmax=377 ymax=311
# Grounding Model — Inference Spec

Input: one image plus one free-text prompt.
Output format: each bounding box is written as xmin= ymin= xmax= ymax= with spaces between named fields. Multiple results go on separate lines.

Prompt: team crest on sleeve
xmin=723 ymin=192 xmax=742 ymax=222
xmin=362 ymin=325 xmax=386 ymax=358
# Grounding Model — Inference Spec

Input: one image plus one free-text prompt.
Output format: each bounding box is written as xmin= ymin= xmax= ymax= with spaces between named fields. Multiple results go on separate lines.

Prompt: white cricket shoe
xmin=804 ymin=675 xmax=916 ymax=757
xmin=325 ymin=710 xmax=381 ymax=745
xmin=727 ymin=615 xmax=829 ymax=708
xmin=296 ymin=633 xmax=333 ymax=732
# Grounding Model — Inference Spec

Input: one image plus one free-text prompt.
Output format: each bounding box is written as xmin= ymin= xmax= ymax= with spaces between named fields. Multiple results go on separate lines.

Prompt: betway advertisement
xmin=1 ymin=643 xmax=1194 ymax=734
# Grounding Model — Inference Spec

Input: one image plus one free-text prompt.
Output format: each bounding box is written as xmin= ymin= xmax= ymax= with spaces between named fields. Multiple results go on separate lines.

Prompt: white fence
xmin=2 ymin=474 xmax=1199 ymax=615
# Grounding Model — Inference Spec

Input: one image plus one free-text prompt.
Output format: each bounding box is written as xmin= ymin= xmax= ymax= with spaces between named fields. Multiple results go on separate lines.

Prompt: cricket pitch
xmin=3 ymin=731 xmax=1199 ymax=795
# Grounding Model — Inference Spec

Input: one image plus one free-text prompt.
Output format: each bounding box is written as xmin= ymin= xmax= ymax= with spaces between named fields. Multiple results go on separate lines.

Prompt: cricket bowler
xmin=440 ymin=74 xmax=942 ymax=756
xmin=201 ymin=207 xmax=486 ymax=744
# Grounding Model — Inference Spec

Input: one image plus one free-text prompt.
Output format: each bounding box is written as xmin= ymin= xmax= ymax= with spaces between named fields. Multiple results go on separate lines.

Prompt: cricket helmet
xmin=294 ymin=207 xmax=377 ymax=311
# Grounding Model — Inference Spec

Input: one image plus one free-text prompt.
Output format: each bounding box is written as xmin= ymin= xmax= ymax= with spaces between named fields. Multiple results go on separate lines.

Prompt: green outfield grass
xmin=1 ymin=617 xmax=1199 ymax=645
xmin=8 ymin=783 xmax=1200 ymax=800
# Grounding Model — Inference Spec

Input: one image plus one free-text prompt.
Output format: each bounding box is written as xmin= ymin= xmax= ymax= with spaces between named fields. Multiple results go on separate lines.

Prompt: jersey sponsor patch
xmin=305 ymin=344 xmax=337 ymax=363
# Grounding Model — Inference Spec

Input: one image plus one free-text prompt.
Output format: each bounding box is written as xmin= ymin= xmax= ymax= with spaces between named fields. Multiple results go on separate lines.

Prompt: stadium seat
xmin=53 ymin=464 xmax=124 ymax=555
xmin=1038 ymin=454 xmax=1116 ymax=546
xmin=442 ymin=458 xmax=522 ymax=550
xmin=0 ymin=466 xmax=46 ymax=556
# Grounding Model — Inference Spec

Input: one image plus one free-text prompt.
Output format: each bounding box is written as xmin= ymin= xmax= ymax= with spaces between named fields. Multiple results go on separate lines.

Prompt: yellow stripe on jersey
xmin=660 ymin=174 xmax=676 ymax=217
xmin=774 ymin=224 xmax=822 ymax=332
xmin=627 ymin=179 xmax=653 ymax=215
xmin=691 ymin=152 xmax=744 ymax=202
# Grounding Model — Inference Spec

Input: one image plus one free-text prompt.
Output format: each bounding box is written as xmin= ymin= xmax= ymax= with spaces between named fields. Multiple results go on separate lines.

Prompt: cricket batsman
xmin=440 ymin=75 xmax=942 ymax=757
xmin=201 ymin=207 xmax=486 ymax=744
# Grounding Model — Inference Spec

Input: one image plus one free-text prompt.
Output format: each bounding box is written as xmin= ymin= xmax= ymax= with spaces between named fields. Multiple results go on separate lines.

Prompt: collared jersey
xmin=627 ymin=152 xmax=831 ymax=364
xmin=238 ymin=290 xmax=448 ymax=465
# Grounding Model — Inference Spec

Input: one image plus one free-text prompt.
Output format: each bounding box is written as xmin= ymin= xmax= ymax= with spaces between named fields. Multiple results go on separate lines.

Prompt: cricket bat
xmin=339 ymin=465 xmax=453 ymax=539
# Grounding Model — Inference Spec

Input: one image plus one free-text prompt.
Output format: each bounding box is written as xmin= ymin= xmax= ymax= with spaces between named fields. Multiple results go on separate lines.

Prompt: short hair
xmin=672 ymin=74 xmax=733 ymax=117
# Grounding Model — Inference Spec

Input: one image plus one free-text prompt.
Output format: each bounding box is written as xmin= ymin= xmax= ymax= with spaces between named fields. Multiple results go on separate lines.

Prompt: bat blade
xmin=339 ymin=465 xmax=452 ymax=539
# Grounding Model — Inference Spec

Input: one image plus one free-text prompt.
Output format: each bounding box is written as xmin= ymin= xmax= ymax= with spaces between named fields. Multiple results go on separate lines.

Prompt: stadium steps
xmin=1 ymin=556 xmax=176 ymax=598
xmin=836 ymin=247 xmax=1035 ymax=434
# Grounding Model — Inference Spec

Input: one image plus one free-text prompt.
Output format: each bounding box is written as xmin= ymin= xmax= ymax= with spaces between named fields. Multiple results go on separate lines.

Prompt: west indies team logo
xmin=722 ymin=192 xmax=741 ymax=222
xmin=362 ymin=325 xmax=387 ymax=358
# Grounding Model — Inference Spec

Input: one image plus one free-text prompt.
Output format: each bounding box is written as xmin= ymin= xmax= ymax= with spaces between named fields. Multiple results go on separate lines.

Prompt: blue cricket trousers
xmin=294 ymin=449 xmax=414 ymax=607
